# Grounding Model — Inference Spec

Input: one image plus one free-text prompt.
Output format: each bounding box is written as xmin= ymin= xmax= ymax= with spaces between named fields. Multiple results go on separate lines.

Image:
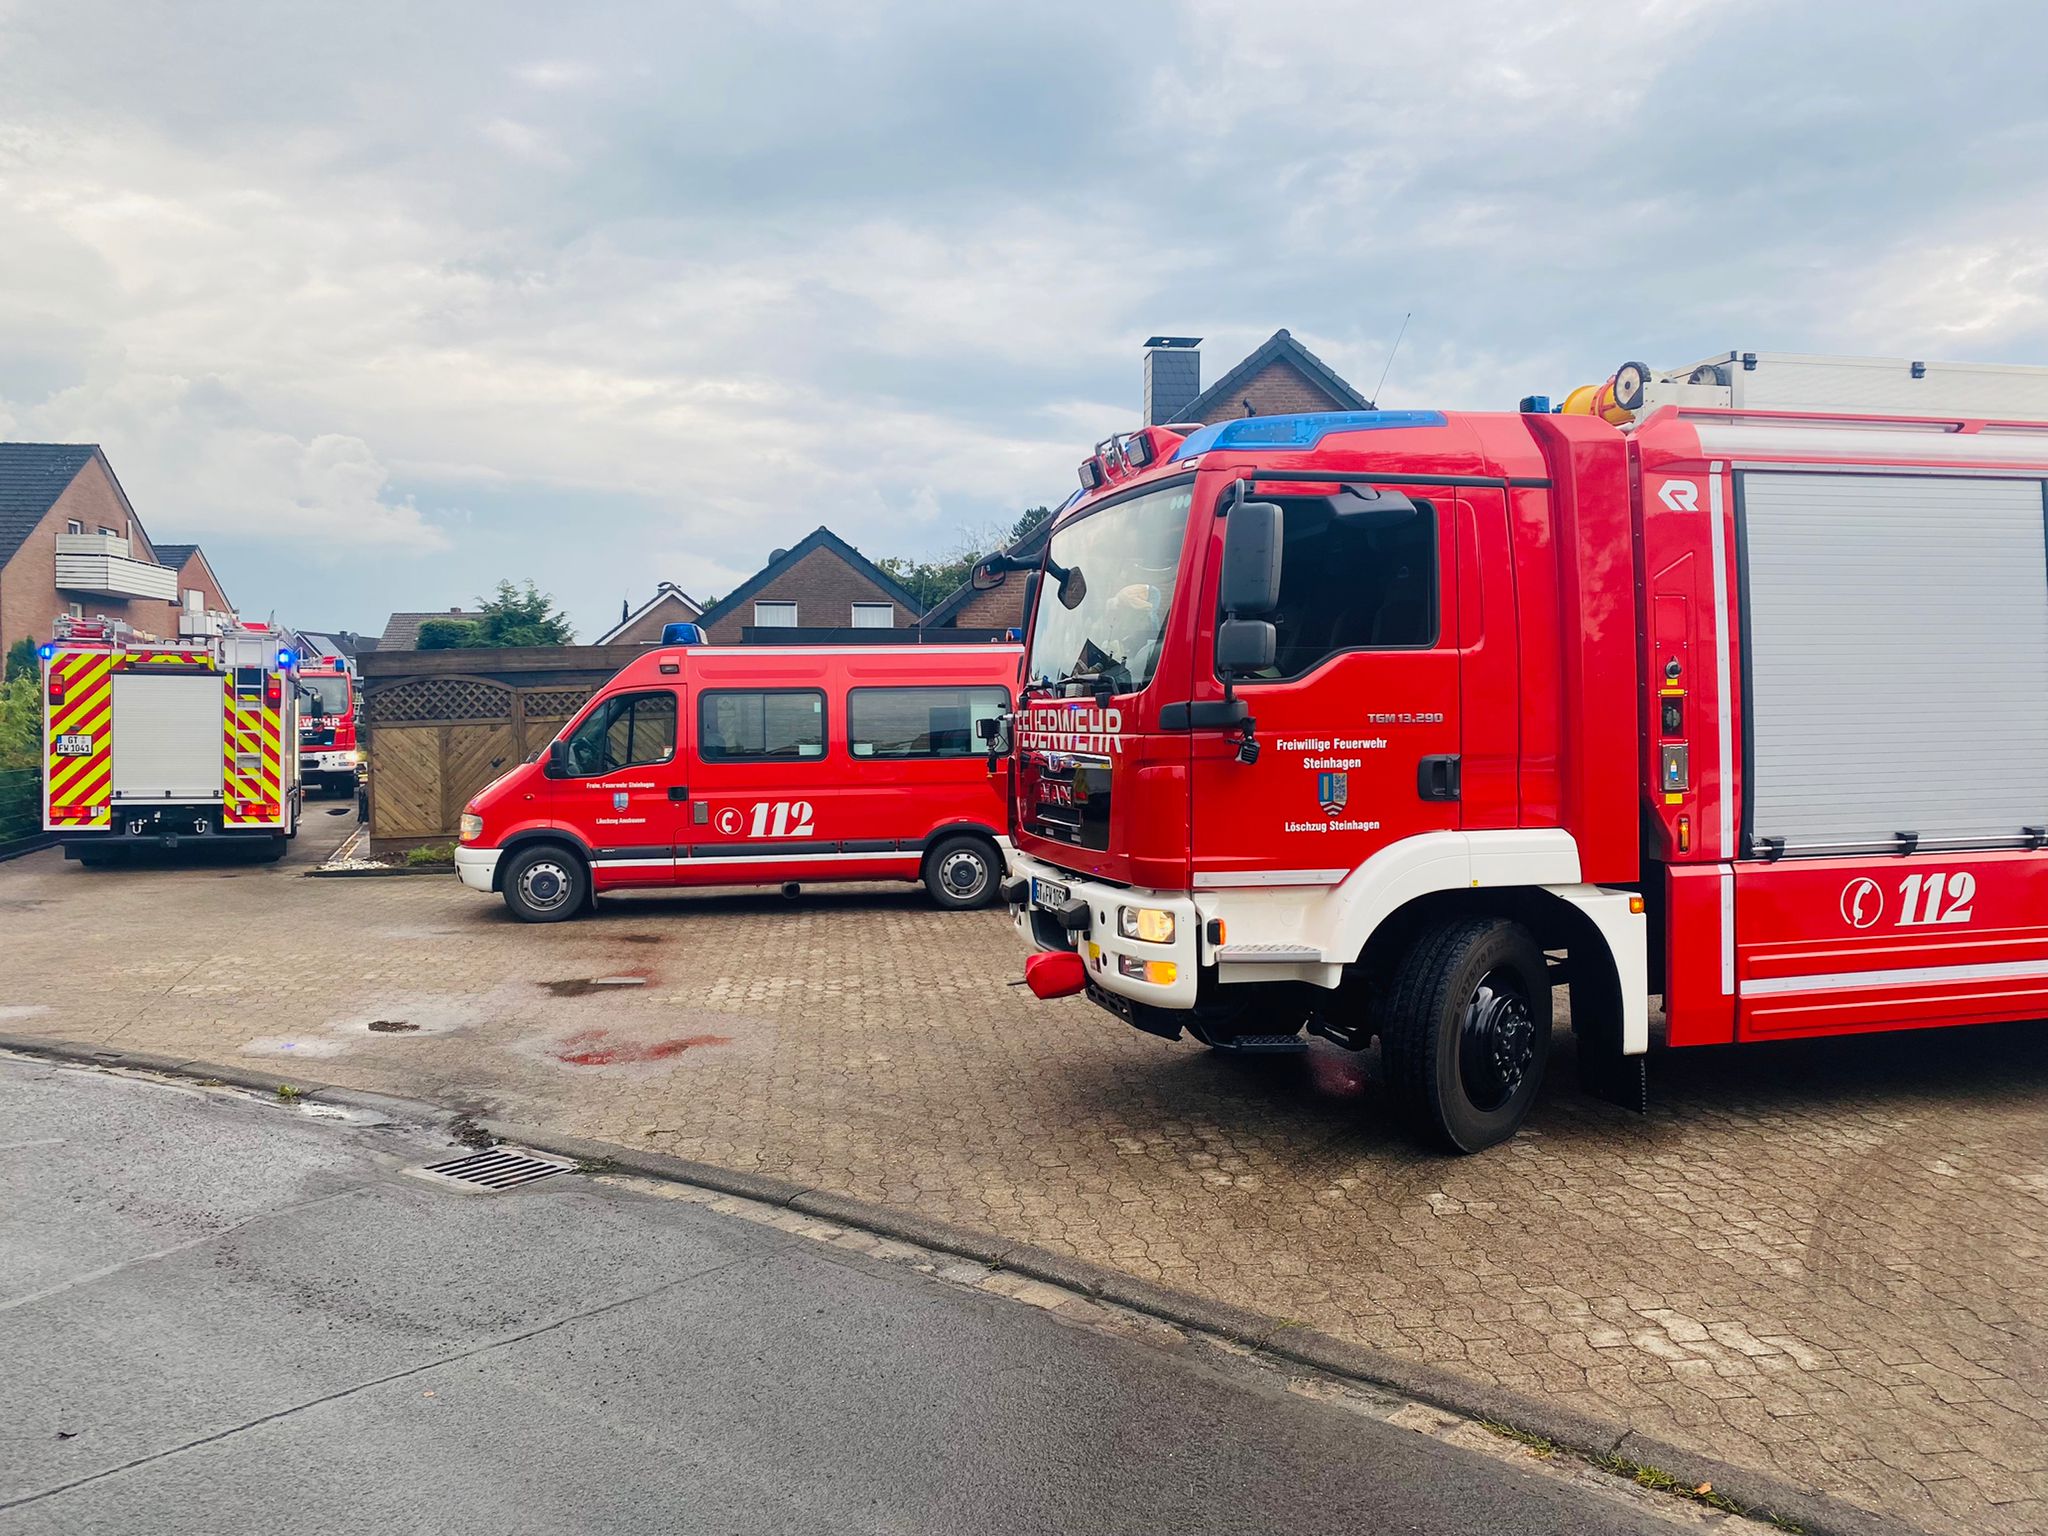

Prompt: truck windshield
xmin=1024 ymin=483 xmax=1192 ymax=695
xmin=300 ymin=676 xmax=352 ymax=715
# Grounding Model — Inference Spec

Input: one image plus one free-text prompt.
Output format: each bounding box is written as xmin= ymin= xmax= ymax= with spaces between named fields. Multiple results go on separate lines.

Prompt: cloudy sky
xmin=3 ymin=0 xmax=2044 ymax=639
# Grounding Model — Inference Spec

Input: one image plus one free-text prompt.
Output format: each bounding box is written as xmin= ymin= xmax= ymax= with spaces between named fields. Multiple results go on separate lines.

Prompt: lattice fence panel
xmin=522 ymin=687 xmax=593 ymax=720
xmin=370 ymin=676 xmax=515 ymax=725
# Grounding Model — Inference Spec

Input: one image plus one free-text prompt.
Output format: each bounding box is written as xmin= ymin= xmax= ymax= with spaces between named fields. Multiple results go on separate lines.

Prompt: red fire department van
xmin=296 ymin=655 xmax=362 ymax=795
xmin=987 ymin=350 xmax=2048 ymax=1151
xmin=456 ymin=641 xmax=1021 ymax=921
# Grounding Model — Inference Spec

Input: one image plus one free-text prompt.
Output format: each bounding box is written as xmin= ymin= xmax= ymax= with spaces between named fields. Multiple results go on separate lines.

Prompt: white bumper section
xmin=454 ymin=845 xmax=500 ymax=893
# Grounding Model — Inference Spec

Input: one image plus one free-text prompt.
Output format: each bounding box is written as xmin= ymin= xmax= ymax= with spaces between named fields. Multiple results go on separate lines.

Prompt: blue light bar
xmin=276 ymin=648 xmax=298 ymax=669
xmin=661 ymin=622 xmax=703 ymax=645
xmin=37 ymin=643 xmax=55 ymax=660
xmin=1168 ymin=410 xmax=1447 ymax=462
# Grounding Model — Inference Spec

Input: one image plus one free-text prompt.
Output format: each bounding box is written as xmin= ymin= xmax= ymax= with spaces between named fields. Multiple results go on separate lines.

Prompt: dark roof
xmin=0 ymin=443 xmax=99 ymax=569
xmin=692 ymin=526 xmax=923 ymax=629
xmin=917 ymin=516 xmax=1054 ymax=629
xmin=1178 ymin=328 xmax=1372 ymax=423
xmin=379 ymin=609 xmax=485 ymax=649
xmin=153 ymin=543 xmax=199 ymax=567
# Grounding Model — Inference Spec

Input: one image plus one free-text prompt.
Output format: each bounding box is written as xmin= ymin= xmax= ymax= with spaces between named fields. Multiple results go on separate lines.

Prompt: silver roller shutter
xmin=110 ymin=673 xmax=226 ymax=800
xmin=1741 ymin=472 xmax=2048 ymax=854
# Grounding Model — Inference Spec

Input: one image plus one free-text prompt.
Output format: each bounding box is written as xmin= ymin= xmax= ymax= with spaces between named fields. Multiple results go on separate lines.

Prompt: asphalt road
xmin=0 ymin=1055 xmax=1724 ymax=1536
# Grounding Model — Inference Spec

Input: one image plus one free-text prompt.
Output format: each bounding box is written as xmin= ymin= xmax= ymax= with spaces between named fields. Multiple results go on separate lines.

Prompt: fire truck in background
xmin=987 ymin=351 xmax=2048 ymax=1151
xmin=295 ymin=654 xmax=363 ymax=796
xmin=42 ymin=614 xmax=304 ymax=864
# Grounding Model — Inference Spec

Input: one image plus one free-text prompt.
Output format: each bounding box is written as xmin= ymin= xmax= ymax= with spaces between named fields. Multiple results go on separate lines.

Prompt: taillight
xmin=265 ymin=677 xmax=282 ymax=706
xmin=47 ymin=675 xmax=65 ymax=706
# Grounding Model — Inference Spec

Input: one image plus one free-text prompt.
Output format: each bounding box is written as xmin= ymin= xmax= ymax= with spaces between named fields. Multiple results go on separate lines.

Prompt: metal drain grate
xmin=407 ymin=1146 xmax=576 ymax=1193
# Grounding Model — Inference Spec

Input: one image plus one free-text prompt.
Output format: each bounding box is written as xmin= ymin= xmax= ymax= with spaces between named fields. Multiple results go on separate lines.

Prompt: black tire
xmin=923 ymin=833 xmax=1000 ymax=910
xmin=501 ymin=843 xmax=588 ymax=923
xmin=74 ymin=845 xmax=117 ymax=869
xmin=1380 ymin=918 xmax=1550 ymax=1153
xmin=255 ymin=836 xmax=289 ymax=864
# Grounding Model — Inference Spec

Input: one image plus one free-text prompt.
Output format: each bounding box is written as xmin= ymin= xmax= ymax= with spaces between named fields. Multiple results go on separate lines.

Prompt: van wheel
xmin=502 ymin=844 xmax=587 ymax=923
xmin=924 ymin=834 xmax=999 ymax=910
xmin=1380 ymin=918 xmax=1550 ymax=1153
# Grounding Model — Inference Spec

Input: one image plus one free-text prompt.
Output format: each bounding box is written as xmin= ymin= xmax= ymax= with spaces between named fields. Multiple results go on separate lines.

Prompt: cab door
xmin=548 ymin=686 xmax=686 ymax=889
xmin=1188 ymin=485 xmax=1461 ymax=885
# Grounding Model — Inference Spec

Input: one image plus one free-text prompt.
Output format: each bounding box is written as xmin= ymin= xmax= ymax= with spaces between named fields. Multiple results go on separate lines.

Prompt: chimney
xmin=1142 ymin=336 xmax=1202 ymax=425
xmin=449 ymin=606 xmax=462 ymax=614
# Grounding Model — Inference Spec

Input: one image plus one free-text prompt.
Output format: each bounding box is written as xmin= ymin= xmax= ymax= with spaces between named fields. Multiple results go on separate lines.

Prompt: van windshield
xmin=1024 ymin=483 xmax=1192 ymax=696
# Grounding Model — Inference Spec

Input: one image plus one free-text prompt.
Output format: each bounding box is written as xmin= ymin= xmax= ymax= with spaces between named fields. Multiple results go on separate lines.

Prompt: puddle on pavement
xmin=614 ymin=934 xmax=665 ymax=945
xmin=0 ymin=1004 xmax=52 ymax=1022
xmin=240 ymin=1035 xmax=348 ymax=1059
xmin=548 ymin=1028 xmax=731 ymax=1067
xmin=367 ymin=1020 xmax=419 ymax=1034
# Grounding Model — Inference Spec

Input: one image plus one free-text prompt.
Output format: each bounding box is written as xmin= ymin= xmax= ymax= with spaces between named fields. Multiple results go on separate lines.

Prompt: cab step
xmin=1206 ymin=1033 xmax=1310 ymax=1055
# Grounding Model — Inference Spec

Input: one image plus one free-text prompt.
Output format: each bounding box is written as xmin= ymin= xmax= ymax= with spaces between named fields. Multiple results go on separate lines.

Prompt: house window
xmin=66 ymin=520 xmax=83 ymax=535
xmin=67 ymin=603 xmax=84 ymax=619
xmin=98 ymin=525 xmax=116 ymax=537
xmin=184 ymin=589 xmax=204 ymax=610
xmin=753 ymin=601 xmax=798 ymax=627
xmin=850 ymin=602 xmax=895 ymax=629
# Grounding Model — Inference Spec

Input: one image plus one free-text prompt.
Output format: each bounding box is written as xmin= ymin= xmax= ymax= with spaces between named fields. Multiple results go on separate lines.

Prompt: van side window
xmin=1237 ymin=495 xmax=1439 ymax=681
xmin=848 ymin=687 xmax=1008 ymax=758
xmin=563 ymin=690 xmax=677 ymax=776
xmin=700 ymin=689 xmax=826 ymax=761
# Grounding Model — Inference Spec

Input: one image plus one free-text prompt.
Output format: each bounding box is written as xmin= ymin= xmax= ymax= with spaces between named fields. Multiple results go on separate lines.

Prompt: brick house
xmin=0 ymin=443 xmax=230 ymax=651
xmin=376 ymin=608 xmax=487 ymax=650
xmin=691 ymin=526 xmax=922 ymax=643
xmin=920 ymin=330 xmax=1372 ymax=634
xmin=596 ymin=582 xmax=703 ymax=645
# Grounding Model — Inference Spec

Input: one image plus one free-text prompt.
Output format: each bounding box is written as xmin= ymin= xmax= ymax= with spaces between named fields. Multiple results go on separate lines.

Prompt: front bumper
xmin=1006 ymin=850 xmax=1200 ymax=1009
xmin=300 ymin=749 xmax=359 ymax=775
xmin=455 ymin=845 xmax=500 ymax=893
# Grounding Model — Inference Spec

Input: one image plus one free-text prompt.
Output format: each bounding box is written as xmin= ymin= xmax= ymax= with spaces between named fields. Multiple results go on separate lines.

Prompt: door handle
xmin=1417 ymin=755 xmax=1461 ymax=802
xmin=667 ymin=786 xmax=690 ymax=802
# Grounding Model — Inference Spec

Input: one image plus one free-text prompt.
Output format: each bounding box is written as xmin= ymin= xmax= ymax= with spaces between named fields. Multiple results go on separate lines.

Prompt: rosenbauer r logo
xmin=1657 ymin=480 xmax=1701 ymax=512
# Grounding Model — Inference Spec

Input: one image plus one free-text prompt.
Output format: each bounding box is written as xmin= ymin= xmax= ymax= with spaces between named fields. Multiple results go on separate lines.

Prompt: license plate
xmin=1031 ymin=877 xmax=1070 ymax=908
xmin=54 ymin=734 xmax=94 ymax=757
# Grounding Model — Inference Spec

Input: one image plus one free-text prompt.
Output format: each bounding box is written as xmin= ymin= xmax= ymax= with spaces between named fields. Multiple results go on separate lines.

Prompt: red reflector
xmin=1024 ymin=950 xmax=1088 ymax=1000
xmin=265 ymin=679 xmax=282 ymax=705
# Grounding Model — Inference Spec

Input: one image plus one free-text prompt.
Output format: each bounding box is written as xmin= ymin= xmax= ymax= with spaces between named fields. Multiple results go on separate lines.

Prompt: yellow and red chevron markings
xmin=44 ymin=651 xmax=114 ymax=827
xmin=222 ymin=688 xmax=283 ymax=826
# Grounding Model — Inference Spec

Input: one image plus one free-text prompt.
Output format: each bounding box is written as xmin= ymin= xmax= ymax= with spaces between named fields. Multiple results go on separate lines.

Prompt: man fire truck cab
xmin=42 ymin=615 xmax=304 ymax=863
xmin=296 ymin=655 xmax=363 ymax=795
xmin=987 ymin=350 xmax=2048 ymax=1152
xmin=455 ymin=639 xmax=1020 ymax=921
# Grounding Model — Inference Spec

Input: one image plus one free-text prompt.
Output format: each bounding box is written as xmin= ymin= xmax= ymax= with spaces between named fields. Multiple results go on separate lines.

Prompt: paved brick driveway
xmin=2 ymin=831 xmax=2043 ymax=1534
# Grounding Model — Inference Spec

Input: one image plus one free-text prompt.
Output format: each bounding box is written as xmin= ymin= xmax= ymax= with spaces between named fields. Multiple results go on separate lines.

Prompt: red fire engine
xmin=988 ymin=351 xmax=2048 ymax=1151
xmin=456 ymin=639 xmax=1020 ymax=921
xmin=296 ymin=655 xmax=363 ymax=795
xmin=41 ymin=615 xmax=304 ymax=863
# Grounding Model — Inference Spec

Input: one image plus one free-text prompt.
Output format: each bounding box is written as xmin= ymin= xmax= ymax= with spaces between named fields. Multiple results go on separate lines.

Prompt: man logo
xmin=1657 ymin=480 xmax=1701 ymax=512
xmin=1317 ymin=771 xmax=1348 ymax=817
xmin=1840 ymin=877 xmax=1883 ymax=930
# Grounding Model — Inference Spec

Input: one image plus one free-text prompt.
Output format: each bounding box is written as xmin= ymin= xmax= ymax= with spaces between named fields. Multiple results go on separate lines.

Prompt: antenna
xmin=1371 ymin=311 xmax=1412 ymax=406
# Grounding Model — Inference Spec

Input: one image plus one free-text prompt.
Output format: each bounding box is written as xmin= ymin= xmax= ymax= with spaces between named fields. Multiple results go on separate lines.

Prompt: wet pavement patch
xmin=615 ymin=934 xmax=665 ymax=945
xmin=543 ymin=975 xmax=649 ymax=997
xmin=549 ymin=1029 xmax=730 ymax=1067
xmin=367 ymin=1020 xmax=419 ymax=1033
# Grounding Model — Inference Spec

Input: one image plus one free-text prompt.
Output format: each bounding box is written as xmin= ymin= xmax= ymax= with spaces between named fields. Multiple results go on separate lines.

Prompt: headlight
xmin=1118 ymin=906 xmax=1175 ymax=944
xmin=458 ymin=813 xmax=483 ymax=843
xmin=353 ymin=749 xmax=367 ymax=763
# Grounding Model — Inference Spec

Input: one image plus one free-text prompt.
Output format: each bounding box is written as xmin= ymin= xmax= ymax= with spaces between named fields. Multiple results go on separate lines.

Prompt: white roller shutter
xmin=110 ymin=673 xmax=225 ymax=800
xmin=1741 ymin=472 xmax=2048 ymax=853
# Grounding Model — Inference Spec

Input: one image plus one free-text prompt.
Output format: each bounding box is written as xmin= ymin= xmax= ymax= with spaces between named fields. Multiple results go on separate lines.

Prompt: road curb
xmin=0 ymin=1031 xmax=1918 ymax=1536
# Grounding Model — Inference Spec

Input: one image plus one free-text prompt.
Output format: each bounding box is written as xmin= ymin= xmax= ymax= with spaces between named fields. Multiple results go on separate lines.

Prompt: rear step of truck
xmin=1205 ymin=1033 xmax=1309 ymax=1055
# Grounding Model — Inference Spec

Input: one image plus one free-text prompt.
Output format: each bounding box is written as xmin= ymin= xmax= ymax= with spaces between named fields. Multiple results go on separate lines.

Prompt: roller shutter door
xmin=1741 ymin=472 xmax=2048 ymax=854
xmin=110 ymin=673 xmax=225 ymax=800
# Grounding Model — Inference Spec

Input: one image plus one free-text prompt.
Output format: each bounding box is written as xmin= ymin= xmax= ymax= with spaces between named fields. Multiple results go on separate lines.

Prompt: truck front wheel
xmin=501 ymin=844 xmax=588 ymax=923
xmin=1380 ymin=918 xmax=1550 ymax=1153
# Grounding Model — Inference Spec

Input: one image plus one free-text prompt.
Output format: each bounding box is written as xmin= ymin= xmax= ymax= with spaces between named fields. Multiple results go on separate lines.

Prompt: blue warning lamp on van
xmin=661 ymin=622 xmax=704 ymax=646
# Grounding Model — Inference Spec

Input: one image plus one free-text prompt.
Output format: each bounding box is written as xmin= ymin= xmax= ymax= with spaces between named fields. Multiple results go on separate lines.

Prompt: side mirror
xmin=545 ymin=740 xmax=570 ymax=779
xmin=971 ymin=562 xmax=1006 ymax=592
xmin=1217 ymin=618 xmax=1276 ymax=676
xmin=1221 ymin=500 xmax=1283 ymax=616
xmin=975 ymin=716 xmax=1002 ymax=741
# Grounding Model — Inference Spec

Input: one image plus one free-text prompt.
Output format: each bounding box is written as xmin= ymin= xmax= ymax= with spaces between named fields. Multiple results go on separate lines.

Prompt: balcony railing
xmin=53 ymin=533 xmax=178 ymax=601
